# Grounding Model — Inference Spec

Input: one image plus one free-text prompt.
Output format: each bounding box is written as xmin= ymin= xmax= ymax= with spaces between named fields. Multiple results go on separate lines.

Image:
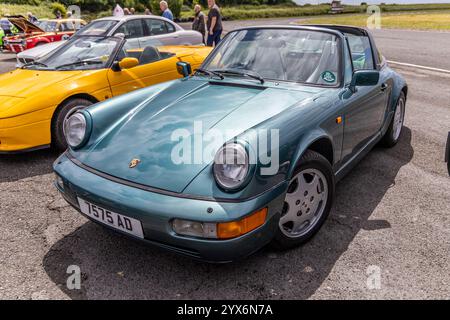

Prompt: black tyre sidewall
xmin=273 ymin=150 xmax=335 ymax=250
xmin=382 ymin=92 xmax=406 ymax=148
xmin=52 ymin=98 xmax=92 ymax=150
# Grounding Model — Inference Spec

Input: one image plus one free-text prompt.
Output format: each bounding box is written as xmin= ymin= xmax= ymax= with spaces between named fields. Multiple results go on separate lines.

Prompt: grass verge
xmin=301 ymin=10 xmax=450 ymax=31
xmin=179 ymin=3 xmax=450 ymax=22
xmin=3 ymin=2 xmax=450 ymax=24
xmin=0 ymin=3 xmax=54 ymax=19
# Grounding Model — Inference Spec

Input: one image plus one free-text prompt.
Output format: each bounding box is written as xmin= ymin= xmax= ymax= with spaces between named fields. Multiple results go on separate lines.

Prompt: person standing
xmin=144 ymin=8 xmax=153 ymax=15
xmin=113 ymin=4 xmax=125 ymax=17
xmin=27 ymin=12 xmax=38 ymax=24
xmin=130 ymin=7 xmax=136 ymax=15
xmin=192 ymin=4 xmax=206 ymax=44
xmin=206 ymin=0 xmax=222 ymax=47
xmin=160 ymin=1 xmax=173 ymax=21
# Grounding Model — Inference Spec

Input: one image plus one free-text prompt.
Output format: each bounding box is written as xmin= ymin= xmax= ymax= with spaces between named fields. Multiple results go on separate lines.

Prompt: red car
xmin=3 ymin=16 xmax=86 ymax=53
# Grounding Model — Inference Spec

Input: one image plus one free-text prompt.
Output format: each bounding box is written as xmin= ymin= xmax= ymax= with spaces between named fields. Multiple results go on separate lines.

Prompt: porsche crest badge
xmin=129 ymin=158 xmax=141 ymax=168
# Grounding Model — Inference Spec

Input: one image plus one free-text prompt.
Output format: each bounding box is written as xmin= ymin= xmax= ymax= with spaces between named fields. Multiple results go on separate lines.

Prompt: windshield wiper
xmin=195 ymin=68 xmax=224 ymax=80
xmin=22 ymin=61 xmax=48 ymax=69
xmin=214 ymin=69 xmax=265 ymax=84
xmin=56 ymin=60 xmax=103 ymax=70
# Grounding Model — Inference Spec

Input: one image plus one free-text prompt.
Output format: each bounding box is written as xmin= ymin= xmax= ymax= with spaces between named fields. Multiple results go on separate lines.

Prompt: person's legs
xmin=206 ymin=33 xmax=214 ymax=46
xmin=201 ymin=31 xmax=206 ymax=45
xmin=213 ymin=29 xmax=222 ymax=46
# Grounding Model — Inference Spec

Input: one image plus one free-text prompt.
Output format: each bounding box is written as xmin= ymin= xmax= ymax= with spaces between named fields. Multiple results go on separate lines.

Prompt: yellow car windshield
xmin=25 ymin=36 xmax=121 ymax=71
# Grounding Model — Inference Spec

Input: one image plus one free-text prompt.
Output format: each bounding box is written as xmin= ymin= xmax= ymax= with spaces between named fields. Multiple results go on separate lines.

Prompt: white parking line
xmin=387 ymin=60 xmax=450 ymax=74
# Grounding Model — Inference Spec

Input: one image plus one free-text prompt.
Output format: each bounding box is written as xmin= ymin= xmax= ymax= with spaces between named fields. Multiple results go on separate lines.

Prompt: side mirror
xmin=350 ymin=70 xmax=380 ymax=92
xmin=114 ymin=57 xmax=139 ymax=71
xmin=176 ymin=61 xmax=192 ymax=78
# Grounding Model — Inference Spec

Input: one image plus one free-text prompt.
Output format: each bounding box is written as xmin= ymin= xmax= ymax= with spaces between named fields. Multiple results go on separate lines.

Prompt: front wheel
xmin=272 ymin=150 xmax=335 ymax=250
xmin=52 ymin=98 xmax=93 ymax=150
xmin=380 ymin=92 xmax=406 ymax=148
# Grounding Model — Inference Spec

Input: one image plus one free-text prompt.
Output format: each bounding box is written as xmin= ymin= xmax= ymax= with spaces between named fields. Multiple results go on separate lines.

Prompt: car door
xmin=141 ymin=18 xmax=180 ymax=46
xmin=112 ymin=19 xmax=144 ymax=50
xmin=107 ymin=41 xmax=181 ymax=97
xmin=340 ymin=33 xmax=390 ymax=163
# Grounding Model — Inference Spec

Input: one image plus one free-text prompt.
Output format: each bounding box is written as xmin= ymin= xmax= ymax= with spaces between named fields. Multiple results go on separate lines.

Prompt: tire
xmin=380 ymin=92 xmax=406 ymax=148
xmin=272 ymin=150 xmax=335 ymax=250
xmin=52 ymin=98 xmax=93 ymax=150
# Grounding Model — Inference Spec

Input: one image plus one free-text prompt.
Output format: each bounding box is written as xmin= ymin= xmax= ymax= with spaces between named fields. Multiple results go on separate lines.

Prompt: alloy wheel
xmin=279 ymin=168 xmax=329 ymax=238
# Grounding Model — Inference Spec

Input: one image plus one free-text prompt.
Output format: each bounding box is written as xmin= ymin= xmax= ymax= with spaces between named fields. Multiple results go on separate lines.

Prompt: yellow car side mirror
xmin=118 ymin=57 xmax=139 ymax=70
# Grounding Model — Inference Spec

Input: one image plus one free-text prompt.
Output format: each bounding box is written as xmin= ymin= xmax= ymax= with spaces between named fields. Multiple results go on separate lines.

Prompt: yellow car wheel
xmin=52 ymin=98 xmax=94 ymax=150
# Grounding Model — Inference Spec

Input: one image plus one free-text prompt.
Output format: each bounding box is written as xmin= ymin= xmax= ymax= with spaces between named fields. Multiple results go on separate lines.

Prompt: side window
xmin=61 ymin=22 xmax=74 ymax=31
xmin=74 ymin=21 xmax=85 ymax=31
xmin=120 ymin=40 xmax=163 ymax=66
xmin=344 ymin=41 xmax=353 ymax=85
xmin=114 ymin=20 xmax=144 ymax=39
xmin=377 ymin=49 xmax=385 ymax=67
xmin=145 ymin=19 xmax=167 ymax=36
xmin=346 ymin=34 xmax=374 ymax=70
xmin=165 ymin=22 xmax=175 ymax=33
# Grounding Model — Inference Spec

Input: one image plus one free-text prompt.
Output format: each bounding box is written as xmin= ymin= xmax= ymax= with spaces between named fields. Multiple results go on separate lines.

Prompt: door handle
xmin=380 ymin=83 xmax=388 ymax=92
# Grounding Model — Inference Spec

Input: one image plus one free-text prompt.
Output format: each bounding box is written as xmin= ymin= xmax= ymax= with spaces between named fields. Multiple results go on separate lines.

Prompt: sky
xmin=294 ymin=0 xmax=450 ymax=4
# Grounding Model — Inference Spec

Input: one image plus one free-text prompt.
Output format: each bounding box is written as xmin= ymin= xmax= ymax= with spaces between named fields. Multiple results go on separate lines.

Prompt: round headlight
xmin=64 ymin=112 xmax=87 ymax=148
xmin=213 ymin=143 xmax=249 ymax=191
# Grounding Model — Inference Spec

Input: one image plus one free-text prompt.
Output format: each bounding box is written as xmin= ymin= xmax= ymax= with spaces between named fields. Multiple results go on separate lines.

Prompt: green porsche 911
xmin=54 ymin=25 xmax=407 ymax=262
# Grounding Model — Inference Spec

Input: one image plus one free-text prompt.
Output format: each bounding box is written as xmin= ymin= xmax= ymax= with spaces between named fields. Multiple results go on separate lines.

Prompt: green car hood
xmin=78 ymin=79 xmax=325 ymax=193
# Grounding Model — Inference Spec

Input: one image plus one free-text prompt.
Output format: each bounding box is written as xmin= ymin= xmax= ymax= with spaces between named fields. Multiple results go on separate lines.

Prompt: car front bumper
xmin=4 ymin=42 xmax=25 ymax=53
xmin=0 ymin=110 xmax=53 ymax=153
xmin=53 ymin=153 xmax=288 ymax=263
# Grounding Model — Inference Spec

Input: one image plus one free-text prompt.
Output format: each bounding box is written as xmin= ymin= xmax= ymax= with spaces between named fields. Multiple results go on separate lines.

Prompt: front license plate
xmin=77 ymin=197 xmax=144 ymax=239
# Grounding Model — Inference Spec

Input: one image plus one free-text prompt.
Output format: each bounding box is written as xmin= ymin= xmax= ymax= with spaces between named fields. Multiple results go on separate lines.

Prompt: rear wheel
xmin=272 ymin=150 xmax=334 ymax=250
xmin=380 ymin=92 xmax=406 ymax=148
xmin=52 ymin=98 xmax=93 ymax=150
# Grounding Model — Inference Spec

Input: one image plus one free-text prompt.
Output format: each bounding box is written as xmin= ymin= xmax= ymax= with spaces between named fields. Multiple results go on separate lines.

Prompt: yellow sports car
xmin=0 ymin=35 xmax=211 ymax=152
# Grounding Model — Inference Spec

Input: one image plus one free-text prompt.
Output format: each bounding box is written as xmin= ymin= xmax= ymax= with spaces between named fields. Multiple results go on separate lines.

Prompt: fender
xmin=28 ymin=37 xmax=51 ymax=49
xmin=388 ymin=68 xmax=407 ymax=114
xmin=287 ymin=128 xmax=335 ymax=179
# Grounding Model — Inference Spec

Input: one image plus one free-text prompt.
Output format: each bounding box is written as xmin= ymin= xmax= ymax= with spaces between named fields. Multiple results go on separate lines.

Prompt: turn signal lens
xmin=217 ymin=208 xmax=267 ymax=239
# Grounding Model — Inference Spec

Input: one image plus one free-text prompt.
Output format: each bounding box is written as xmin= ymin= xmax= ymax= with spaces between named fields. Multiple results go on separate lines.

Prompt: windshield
xmin=24 ymin=36 xmax=121 ymax=71
xmin=202 ymin=28 xmax=341 ymax=86
xmin=0 ymin=20 xmax=11 ymax=30
xmin=40 ymin=21 xmax=58 ymax=32
xmin=75 ymin=20 xmax=118 ymax=36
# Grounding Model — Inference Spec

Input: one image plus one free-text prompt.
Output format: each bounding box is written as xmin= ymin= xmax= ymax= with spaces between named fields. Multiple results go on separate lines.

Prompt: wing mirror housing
xmin=176 ymin=61 xmax=192 ymax=78
xmin=113 ymin=57 xmax=139 ymax=71
xmin=349 ymin=70 xmax=380 ymax=92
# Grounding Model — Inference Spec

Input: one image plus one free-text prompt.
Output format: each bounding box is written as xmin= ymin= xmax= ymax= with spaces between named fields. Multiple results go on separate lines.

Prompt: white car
xmin=16 ymin=15 xmax=204 ymax=67
xmin=16 ymin=40 xmax=65 ymax=67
